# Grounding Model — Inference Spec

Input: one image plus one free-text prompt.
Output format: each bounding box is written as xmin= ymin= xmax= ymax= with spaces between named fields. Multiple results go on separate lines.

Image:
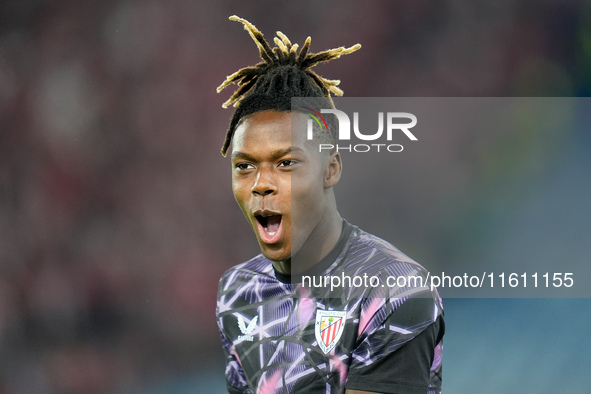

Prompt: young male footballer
xmin=215 ymin=16 xmax=444 ymax=394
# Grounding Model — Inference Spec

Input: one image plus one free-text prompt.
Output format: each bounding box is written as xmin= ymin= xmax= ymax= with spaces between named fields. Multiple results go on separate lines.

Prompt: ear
xmin=324 ymin=152 xmax=342 ymax=188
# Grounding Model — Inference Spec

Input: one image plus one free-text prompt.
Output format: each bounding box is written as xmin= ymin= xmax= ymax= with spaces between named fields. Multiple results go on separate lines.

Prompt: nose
xmin=251 ymin=167 xmax=277 ymax=196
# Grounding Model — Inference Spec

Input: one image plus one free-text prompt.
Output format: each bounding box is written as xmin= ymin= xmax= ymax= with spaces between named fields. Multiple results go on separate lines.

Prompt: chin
xmin=259 ymin=245 xmax=290 ymax=262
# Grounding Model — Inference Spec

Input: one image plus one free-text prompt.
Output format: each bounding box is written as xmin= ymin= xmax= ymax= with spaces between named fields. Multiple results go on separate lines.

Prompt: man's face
xmin=230 ymin=110 xmax=329 ymax=262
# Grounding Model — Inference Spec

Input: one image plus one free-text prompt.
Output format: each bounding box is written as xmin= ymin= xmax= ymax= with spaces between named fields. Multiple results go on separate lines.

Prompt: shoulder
xmin=216 ymin=254 xmax=278 ymax=320
xmin=343 ymin=225 xmax=444 ymax=316
xmin=218 ymin=254 xmax=274 ymax=292
xmin=345 ymin=225 xmax=431 ymax=278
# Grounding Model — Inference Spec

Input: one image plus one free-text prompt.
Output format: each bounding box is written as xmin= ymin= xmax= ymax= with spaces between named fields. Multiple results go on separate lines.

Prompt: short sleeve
xmin=346 ymin=294 xmax=444 ymax=394
xmin=217 ymin=280 xmax=252 ymax=393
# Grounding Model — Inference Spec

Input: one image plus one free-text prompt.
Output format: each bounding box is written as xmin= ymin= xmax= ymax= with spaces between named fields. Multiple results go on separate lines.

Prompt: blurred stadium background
xmin=1 ymin=1 xmax=590 ymax=393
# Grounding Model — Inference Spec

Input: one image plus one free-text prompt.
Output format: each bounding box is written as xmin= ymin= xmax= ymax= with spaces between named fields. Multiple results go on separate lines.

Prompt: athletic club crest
xmin=315 ymin=310 xmax=346 ymax=354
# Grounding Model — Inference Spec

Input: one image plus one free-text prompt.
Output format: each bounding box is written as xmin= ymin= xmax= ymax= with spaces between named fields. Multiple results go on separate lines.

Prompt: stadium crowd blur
xmin=0 ymin=1 xmax=589 ymax=393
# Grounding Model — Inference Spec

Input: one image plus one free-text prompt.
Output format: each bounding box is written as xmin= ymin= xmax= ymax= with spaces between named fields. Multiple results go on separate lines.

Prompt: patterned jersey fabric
xmin=217 ymin=221 xmax=444 ymax=393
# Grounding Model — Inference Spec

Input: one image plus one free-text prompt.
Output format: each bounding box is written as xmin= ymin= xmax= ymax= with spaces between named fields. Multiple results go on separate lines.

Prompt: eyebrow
xmin=231 ymin=147 xmax=304 ymax=161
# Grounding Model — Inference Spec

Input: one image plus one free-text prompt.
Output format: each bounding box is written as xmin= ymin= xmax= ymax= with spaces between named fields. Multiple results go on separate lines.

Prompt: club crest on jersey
xmin=237 ymin=315 xmax=258 ymax=341
xmin=315 ymin=310 xmax=346 ymax=354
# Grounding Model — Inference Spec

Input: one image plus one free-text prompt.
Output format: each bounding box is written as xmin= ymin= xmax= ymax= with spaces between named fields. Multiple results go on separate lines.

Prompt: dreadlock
xmin=217 ymin=15 xmax=361 ymax=156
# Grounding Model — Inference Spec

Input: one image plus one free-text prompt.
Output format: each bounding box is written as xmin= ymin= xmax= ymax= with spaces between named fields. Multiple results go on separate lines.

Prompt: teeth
xmin=262 ymin=225 xmax=275 ymax=235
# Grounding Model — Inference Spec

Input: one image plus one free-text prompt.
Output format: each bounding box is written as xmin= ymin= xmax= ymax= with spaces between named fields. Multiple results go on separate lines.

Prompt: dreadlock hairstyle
xmin=217 ymin=15 xmax=361 ymax=156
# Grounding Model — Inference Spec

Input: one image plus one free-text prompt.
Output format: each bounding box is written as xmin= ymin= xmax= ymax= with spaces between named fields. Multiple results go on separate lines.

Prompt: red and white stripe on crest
xmin=321 ymin=318 xmax=343 ymax=346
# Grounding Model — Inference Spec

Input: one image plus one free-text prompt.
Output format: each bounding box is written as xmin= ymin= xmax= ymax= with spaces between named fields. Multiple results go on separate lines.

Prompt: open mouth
xmin=254 ymin=213 xmax=283 ymax=244
xmin=256 ymin=215 xmax=281 ymax=235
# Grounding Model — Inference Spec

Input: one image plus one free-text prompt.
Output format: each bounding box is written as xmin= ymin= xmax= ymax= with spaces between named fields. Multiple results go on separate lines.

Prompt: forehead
xmin=231 ymin=110 xmax=308 ymax=152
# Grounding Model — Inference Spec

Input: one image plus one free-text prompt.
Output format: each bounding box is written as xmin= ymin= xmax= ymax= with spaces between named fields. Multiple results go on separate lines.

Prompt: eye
xmin=235 ymin=163 xmax=254 ymax=171
xmin=278 ymin=159 xmax=296 ymax=167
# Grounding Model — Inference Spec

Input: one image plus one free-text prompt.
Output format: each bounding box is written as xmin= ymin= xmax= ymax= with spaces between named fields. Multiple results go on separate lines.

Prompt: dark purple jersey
xmin=217 ymin=221 xmax=444 ymax=393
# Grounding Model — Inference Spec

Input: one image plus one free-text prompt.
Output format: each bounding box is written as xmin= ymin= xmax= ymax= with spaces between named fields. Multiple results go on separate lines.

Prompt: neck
xmin=273 ymin=199 xmax=343 ymax=276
